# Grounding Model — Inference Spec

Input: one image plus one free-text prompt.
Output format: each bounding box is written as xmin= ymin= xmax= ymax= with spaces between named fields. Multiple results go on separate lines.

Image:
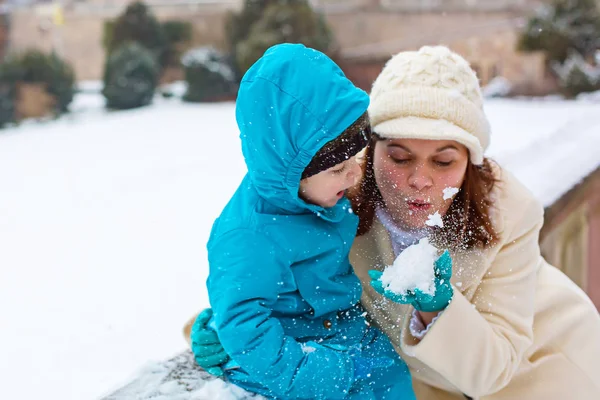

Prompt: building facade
xmin=319 ymin=0 xmax=555 ymax=94
xmin=8 ymin=0 xmax=241 ymax=80
xmin=7 ymin=0 xmax=556 ymax=94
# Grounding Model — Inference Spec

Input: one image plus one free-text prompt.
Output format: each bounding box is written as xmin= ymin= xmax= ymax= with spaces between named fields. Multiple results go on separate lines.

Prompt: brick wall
xmin=8 ymin=0 xmax=553 ymax=93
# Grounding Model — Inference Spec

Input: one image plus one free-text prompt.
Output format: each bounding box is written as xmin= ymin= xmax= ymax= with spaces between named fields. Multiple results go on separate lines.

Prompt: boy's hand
xmin=190 ymin=308 xmax=229 ymax=377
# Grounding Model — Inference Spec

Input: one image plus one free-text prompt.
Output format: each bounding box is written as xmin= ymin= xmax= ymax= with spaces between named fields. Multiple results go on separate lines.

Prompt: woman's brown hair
xmin=349 ymin=135 xmax=500 ymax=249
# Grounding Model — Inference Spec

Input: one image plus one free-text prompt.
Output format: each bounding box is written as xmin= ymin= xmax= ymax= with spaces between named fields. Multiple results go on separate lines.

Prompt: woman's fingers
xmin=368 ymin=270 xmax=383 ymax=280
xmin=435 ymin=250 xmax=453 ymax=280
xmin=384 ymin=289 xmax=414 ymax=304
xmin=370 ymin=279 xmax=386 ymax=295
xmin=414 ymin=288 xmax=434 ymax=304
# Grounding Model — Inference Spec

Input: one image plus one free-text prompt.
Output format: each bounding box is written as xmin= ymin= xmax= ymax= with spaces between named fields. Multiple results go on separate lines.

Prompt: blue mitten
xmin=190 ymin=308 xmax=229 ymax=377
xmin=369 ymin=250 xmax=454 ymax=312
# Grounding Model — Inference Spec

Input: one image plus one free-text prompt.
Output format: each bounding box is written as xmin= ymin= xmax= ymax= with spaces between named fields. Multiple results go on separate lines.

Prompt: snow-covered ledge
xmin=102 ymin=351 xmax=263 ymax=400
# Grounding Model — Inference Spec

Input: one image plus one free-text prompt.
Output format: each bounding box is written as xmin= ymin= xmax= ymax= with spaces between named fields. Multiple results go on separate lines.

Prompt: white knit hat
xmin=368 ymin=46 xmax=490 ymax=165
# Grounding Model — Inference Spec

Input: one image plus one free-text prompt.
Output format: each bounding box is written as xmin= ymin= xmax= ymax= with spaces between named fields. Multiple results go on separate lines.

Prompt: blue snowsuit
xmin=206 ymin=44 xmax=415 ymax=400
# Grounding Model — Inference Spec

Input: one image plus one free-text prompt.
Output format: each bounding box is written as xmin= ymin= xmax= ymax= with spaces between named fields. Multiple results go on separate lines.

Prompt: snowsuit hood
xmin=236 ymin=43 xmax=369 ymax=221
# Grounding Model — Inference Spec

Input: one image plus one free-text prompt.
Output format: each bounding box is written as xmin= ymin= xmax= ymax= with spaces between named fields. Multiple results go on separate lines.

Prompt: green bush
xmin=0 ymin=50 xmax=75 ymax=114
xmin=225 ymin=0 xmax=274 ymax=51
xmin=0 ymin=60 xmax=19 ymax=128
xmin=102 ymin=42 xmax=160 ymax=110
xmin=104 ymin=1 xmax=168 ymax=68
xmin=102 ymin=20 xmax=116 ymax=54
xmin=553 ymin=52 xmax=600 ymax=98
xmin=162 ymin=20 xmax=192 ymax=44
xmin=561 ymin=66 xmax=598 ymax=98
xmin=226 ymin=0 xmax=334 ymax=77
xmin=161 ymin=20 xmax=193 ymax=67
xmin=182 ymin=47 xmax=236 ymax=102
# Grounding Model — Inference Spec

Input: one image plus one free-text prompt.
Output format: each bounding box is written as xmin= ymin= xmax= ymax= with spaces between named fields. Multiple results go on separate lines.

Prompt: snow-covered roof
xmin=485 ymin=97 xmax=600 ymax=207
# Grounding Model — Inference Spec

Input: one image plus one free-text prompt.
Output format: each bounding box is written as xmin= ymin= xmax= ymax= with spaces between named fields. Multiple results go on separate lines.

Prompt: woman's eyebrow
xmin=436 ymin=145 xmax=459 ymax=152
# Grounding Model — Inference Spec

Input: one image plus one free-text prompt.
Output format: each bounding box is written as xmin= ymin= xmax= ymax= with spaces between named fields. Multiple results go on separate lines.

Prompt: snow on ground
xmin=0 ymin=93 xmax=599 ymax=400
xmin=103 ymin=351 xmax=261 ymax=400
xmin=0 ymin=98 xmax=244 ymax=400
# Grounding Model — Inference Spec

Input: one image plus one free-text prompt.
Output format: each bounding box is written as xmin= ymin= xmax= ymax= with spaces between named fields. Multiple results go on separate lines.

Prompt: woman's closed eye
xmin=389 ymin=155 xmax=411 ymax=164
xmin=434 ymin=159 xmax=454 ymax=167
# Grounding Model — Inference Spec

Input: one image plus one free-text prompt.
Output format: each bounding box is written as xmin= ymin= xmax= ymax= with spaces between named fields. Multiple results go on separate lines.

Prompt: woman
xmin=187 ymin=46 xmax=600 ymax=399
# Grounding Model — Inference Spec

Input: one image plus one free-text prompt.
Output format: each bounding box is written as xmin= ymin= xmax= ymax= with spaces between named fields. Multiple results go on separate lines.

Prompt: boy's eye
xmin=332 ymin=164 xmax=346 ymax=174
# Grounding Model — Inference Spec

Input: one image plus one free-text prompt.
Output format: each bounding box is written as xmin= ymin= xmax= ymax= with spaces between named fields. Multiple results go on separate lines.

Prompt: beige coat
xmin=350 ymin=166 xmax=600 ymax=399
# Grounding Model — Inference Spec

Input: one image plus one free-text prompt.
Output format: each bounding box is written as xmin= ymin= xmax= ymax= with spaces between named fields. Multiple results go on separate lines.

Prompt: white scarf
xmin=375 ymin=207 xmax=429 ymax=257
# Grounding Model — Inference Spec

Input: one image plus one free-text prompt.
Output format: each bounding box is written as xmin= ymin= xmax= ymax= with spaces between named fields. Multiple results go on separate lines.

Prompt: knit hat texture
xmin=368 ymin=45 xmax=490 ymax=164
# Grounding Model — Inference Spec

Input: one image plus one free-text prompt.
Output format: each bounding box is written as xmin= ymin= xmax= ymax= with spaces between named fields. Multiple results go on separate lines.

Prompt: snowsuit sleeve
xmin=208 ymin=229 xmax=356 ymax=399
xmin=400 ymin=197 xmax=543 ymax=398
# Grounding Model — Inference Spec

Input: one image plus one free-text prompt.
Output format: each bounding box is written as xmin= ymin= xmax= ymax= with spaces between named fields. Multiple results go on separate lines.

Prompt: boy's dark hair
xmin=302 ymin=112 xmax=371 ymax=179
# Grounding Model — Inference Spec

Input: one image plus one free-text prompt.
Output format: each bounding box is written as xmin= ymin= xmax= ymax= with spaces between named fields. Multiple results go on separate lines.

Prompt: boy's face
xmin=299 ymin=155 xmax=363 ymax=208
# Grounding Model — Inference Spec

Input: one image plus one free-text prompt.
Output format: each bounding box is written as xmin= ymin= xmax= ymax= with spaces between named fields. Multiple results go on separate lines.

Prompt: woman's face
xmin=373 ymin=138 xmax=469 ymax=230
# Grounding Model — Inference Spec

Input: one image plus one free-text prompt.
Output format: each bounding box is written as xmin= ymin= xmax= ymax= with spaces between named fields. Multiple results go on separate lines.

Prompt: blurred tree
xmin=0 ymin=61 xmax=18 ymax=128
xmin=182 ymin=47 xmax=236 ymax=102
xmin=226 ymin=0 xmax=335 ymax=78
xmin=0 ymin=50 xmax=75 ymax=120
xmin=552 ymin=51 xmax=600 ymax=98
xmin=161 ymin=20 xmax=193 ymax=68
xmin=519 ymin=0 xmax=600 ymax=63
xmin=105 ymin=2 xmax=168 ymax=69
xmin=102 ymin=42 xmax=159 ymax=110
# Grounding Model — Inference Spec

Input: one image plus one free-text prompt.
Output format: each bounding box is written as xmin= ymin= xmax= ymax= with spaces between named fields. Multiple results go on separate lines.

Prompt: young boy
xmin=201 ymin=44 xmax=415 ymax=399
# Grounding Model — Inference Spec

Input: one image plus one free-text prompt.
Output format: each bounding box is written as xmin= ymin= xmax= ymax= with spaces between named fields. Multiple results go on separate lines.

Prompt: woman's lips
xmin=407 ymin=200 xmax=432 ymax=212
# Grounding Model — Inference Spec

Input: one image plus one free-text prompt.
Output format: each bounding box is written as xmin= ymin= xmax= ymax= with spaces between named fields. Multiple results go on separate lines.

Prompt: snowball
xmin=379 ymin=238 xmax=438 ymax=296
xmin=425 ymin=211 xmax=444 ymax=228
xmin=443 ymin=187 xmax=459 ymax=200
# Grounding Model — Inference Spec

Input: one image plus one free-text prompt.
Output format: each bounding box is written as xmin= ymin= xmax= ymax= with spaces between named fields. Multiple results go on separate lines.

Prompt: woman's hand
xmin=190 ymin=308 xmax=229 ymax=377
xmin=368 ymin=250 xmax=454 ymax=313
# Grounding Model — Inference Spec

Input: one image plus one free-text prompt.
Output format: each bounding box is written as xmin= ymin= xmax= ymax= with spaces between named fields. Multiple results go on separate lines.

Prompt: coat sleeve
xmin=400 ymin=198 xmax=543 ymax=398
xmin=208 ymin=229 xmax=355 ymax=399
